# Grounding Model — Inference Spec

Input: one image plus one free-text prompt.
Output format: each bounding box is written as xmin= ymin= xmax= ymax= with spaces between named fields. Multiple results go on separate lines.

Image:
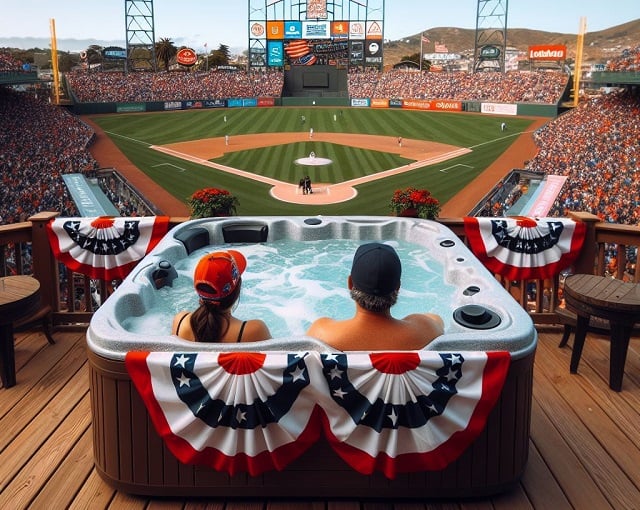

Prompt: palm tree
xmin=155 ymin=38 xmax=177 ymax=71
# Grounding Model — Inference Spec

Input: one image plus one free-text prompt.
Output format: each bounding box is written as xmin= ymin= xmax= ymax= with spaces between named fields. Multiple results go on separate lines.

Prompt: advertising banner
xmin=528 ymin=45 xmax=567 ymax=61
xmin=303 ymin=21 xmax=330 ymax=39
xmin=365 ymin=40 xmax=382 ymax=65
xmin=257 ymin=97 xmax=276 ymax=107
xmin=267 ymin=21 xmax=285 ymax=39
xmin=268 ymin=41 xmax=284 ymax=66
xmin=349 ymin=21 xmax=366 ymax=40
xmin=307 ymin=0 xmax=328 ymax=19
xmin=401 ymin=99 xmax=462 ymax=111
xmin=366 ymin=21 xmax=383 ymax=40
xmin=331 ymin=21 xmax=349 ymax=39
xmin=370 ymin=98 xmax=389 ymax=108
xmin=481 ymin=102 xmax=518 ymax=115
xmin=250 ymin=21 xmax=266 ymax=39
xmin=350 ymin=98 xmax=370 ymax=107
xmin=284 ymin=21 xmax=302 ymax=39
xmin=116 ymin=103 xmax=146 ymax=113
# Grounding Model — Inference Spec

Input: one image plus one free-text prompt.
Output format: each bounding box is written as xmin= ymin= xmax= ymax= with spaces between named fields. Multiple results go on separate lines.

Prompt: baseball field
xmin=86 ymin=107 xmax=545 ymax=218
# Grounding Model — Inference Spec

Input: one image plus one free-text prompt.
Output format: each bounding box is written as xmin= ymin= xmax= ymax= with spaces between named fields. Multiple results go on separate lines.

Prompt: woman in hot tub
xmin=172 ymin=250 xmax=272 ymax=343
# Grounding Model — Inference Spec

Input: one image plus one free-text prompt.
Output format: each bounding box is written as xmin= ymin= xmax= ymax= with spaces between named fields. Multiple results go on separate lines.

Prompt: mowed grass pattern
xmin=92 ymin=108 xmax=536 ymax=216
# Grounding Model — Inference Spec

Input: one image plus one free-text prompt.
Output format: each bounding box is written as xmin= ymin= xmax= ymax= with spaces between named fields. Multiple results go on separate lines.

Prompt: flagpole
xmin=420 ymin=34 xmax=423 ymax=71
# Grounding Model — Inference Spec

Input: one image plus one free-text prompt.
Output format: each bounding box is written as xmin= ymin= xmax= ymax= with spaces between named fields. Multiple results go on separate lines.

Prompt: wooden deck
xmin=1 ymin=325 xmax=640 ymax=509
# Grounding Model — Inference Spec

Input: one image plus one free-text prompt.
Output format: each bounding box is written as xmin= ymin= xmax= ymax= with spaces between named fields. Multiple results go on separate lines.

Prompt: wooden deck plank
xmin=69 ymin=469 xmax=118 ymax=510
xmin=0 ymin=393 xmax=92 ymax=509
xmin=534 ymin=335 xmax=640 ymax=509
xmin=1 ymin=327 xmax=639 ymax=509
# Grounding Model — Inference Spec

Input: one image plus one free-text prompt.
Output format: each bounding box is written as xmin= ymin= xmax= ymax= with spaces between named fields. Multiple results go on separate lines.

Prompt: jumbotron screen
xmin=248 ymin=0 xmax=384 ymax=69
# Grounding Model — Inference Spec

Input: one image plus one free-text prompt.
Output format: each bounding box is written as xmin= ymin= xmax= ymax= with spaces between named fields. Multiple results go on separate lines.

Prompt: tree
xmin=155 ymin=37 xmax=177 ymax=71
xmin=209 ymin=43 xmax=231 ymax=67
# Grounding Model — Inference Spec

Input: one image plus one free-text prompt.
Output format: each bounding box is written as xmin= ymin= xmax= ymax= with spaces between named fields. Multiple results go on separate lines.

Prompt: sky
xmin=1 ymin=0 xmax=638 ymax=50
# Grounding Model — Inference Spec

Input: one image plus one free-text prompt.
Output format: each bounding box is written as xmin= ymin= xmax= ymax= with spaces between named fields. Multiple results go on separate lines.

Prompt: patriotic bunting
xmin=125 ymin=350 xmax=510 ymax=478
xmin=46 ymin=216 xmax=169 ymax=280
xmin=463 ymin=216 xmax=586 ymax=280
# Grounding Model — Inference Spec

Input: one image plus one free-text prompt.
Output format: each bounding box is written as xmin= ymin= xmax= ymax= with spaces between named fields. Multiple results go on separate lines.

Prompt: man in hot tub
xmin=306 ymin=242 xmax=444 ymax=350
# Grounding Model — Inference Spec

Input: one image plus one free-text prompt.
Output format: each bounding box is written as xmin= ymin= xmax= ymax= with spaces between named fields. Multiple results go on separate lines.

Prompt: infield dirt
xmin=84 ymin=115 xmax=547 ymax=218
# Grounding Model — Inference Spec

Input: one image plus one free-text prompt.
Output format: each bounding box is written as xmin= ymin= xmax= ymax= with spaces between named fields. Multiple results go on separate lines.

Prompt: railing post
xmin=29 ymin=212 xmax=60 ymax=312
xmin=568 ymin=211 xmax=599 ymax=275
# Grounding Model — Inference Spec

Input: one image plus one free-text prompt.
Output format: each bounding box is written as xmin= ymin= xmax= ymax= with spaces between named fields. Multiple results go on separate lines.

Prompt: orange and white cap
xmin=193 ymin=250 xmax=246 ymax=301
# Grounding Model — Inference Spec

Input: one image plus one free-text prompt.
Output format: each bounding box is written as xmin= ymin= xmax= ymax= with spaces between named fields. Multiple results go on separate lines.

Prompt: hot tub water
xmin=123 ymin=239 xmax=456 ymax=338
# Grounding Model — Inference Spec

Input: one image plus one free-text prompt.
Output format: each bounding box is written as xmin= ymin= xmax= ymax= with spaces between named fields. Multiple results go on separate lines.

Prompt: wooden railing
xmin=1 ymin=211 xmax=638 ymax=329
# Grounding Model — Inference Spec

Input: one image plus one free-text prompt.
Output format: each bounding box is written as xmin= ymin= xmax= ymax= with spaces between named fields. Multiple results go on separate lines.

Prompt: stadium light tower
xmin=125 ymin=0 xmax=157 ymax=72
xmin=473 ymin=0 xmax=508 ymax=73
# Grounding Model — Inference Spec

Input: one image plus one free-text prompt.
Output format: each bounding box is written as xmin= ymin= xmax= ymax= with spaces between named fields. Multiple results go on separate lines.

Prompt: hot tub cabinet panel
xmin=89 ymin=348 xmax=534 ymax=498
xmin=87 ymin=217 xmax=538 ymax=498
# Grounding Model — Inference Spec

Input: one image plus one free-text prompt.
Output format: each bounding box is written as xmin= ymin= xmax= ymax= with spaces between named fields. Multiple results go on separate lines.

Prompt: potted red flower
xmin=389 ymin=187 xmax=441 ymax=220
xmin=187 ymin=187 xmax=239 ymax=218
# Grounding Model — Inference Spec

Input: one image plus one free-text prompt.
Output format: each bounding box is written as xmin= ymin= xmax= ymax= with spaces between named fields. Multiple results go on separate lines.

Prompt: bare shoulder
xmin=172 ymin=311 xmax=190 ymax=335
xmin=242 ymin=319 xmax=272 ymax=342
xmin=405 ymin=312 xmax=445 ymax=333
xmin=306 ymin=316 xmax=336 ymax=337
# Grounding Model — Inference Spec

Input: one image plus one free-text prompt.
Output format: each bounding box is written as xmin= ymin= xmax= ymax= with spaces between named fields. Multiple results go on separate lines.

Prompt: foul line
xmin=440 ymin=163 xmax=474 ymax=173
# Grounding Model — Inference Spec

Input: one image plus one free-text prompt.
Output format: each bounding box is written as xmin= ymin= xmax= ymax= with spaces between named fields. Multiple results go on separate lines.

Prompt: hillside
xmin=384 ymin=18 xmax=640 ymax=66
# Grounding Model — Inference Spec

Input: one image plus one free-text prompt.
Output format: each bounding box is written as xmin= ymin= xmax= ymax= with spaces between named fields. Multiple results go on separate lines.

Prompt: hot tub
xmin=87 ymin=216 xmax=537 ymax=499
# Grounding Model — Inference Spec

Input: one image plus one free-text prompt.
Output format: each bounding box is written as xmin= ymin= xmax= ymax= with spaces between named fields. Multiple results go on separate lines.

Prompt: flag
xmin=463 ymin=216 xmax=586 ymax=280
xmin=421 ymin=34 xmax=430 ymax=43
xmin=125 ymin=350 xmax=511 ymax=478
xmin=46 ymin=216 xmax=169 ymax=280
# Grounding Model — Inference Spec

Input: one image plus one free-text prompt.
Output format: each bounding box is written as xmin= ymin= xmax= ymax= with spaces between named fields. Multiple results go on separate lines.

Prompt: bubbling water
xmin=122 ymin=239 xmax=456 ymax=338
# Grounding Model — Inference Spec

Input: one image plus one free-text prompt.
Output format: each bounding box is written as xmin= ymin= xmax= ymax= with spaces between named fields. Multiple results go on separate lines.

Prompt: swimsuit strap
xmin=237 ymin=321 xmax=247 ymax=342
xmin=174 ymin=312 xmax=189 ymax=335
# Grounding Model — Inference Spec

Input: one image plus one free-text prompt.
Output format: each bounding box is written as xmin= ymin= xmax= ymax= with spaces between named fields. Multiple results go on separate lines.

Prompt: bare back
xmin=306 ymin=310 xmax=444 ymax=351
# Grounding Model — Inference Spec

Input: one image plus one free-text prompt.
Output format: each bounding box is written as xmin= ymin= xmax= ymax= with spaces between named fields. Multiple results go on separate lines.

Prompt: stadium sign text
xmin=176 ymin=48 xmax=197 ymax=66
xmin=528 ymin=45 xmax=566 ymax=61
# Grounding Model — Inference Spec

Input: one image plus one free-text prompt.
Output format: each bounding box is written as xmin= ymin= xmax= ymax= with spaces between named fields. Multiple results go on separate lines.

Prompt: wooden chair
xmin=555 ymin=306 xmax=640 ymax=347
xmin=13 ymin=304 xmax=55 ymax=345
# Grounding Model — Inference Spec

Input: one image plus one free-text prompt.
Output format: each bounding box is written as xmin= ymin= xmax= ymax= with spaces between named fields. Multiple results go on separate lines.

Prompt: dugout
xmin=282 ymin=65 xmax=348 ymax=98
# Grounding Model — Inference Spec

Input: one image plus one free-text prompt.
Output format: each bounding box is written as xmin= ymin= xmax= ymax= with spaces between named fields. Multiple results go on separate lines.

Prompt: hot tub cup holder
xmin=453 ymin=304 xmax=502 ymax=329
xmin=151 ymin=260 xmax=178 ymax=289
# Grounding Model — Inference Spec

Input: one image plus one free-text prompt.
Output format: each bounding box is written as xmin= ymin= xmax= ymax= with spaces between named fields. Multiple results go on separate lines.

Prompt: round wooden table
xmin=0 ymin=275 xmax=41 ymax=388
xmin=564 ymin=274 xmax=640 ymax=391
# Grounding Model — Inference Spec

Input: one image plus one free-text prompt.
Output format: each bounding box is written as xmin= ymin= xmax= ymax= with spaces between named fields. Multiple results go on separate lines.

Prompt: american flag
xmin=421 ymin=34 xmax=430 ymax=43
xmin=126 ymin=350 xmax=511 ymax=478
xmin=46 ymin=216 xmax=169 ymax=280
xmin=463 ymin=216 xmax=587 ymax=280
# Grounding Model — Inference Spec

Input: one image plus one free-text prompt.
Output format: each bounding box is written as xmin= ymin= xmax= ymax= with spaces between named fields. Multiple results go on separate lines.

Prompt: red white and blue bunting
xmin=125 ymin=350 xmax=510 ymax=478
xmin=463 ymin=216 xmax=586 ymax=280
xmin=46 ymin=216 xmax=169 ymax=280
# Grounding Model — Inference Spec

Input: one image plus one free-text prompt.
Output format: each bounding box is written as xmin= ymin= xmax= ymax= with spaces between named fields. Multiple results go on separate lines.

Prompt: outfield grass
xmin=91 ymin=108 xmax=536 ymax=216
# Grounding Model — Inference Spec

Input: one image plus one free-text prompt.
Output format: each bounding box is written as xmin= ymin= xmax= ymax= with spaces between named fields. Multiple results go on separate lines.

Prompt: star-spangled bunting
xmin=125 ymin=350 xmax=510 ymax=478
xmin=46 ymin=216 xmax=169 ymax=280
xmin=463 ymin=216 xmax=586 ymax=280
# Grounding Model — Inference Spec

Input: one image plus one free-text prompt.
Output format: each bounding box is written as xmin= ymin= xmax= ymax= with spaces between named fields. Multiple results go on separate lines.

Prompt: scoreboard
xmin=248 ymin=0 xmax=385 ymax=70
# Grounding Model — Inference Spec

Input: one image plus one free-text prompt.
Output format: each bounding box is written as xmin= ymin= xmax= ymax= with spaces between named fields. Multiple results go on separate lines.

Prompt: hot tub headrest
xmin=175 ymin=227 xmax=210 ymax=254
xmin=222 ymin=223 xmax=269 ymax=243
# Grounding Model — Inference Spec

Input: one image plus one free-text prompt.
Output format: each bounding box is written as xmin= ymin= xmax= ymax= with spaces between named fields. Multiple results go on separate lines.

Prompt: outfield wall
xmin=72 ymin=96 xmax=559 ymax=117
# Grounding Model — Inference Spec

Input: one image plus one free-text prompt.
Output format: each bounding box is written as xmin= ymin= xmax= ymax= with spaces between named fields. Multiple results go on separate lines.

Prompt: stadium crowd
xmin=356 ymin=69 xmax=569 ymax=104
xmin=65 ymin=67 xmax=568 ymax=105
xmin=606 ymin=44 xmax=640 ymax=71
xmin=530 ymin=90 xmax=640 ymax=226
xmin=66 ymin=68 xmax=284 ymax=103
xmin=0 ymin=52 xmax=24 ymax=71
xmin=0 ymin=88 xmax=100 ymax=225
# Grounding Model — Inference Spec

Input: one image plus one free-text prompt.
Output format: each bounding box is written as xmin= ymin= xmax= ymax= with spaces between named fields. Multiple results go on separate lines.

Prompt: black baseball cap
xmin=350 ymin=242 xmax=401 ymax=296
